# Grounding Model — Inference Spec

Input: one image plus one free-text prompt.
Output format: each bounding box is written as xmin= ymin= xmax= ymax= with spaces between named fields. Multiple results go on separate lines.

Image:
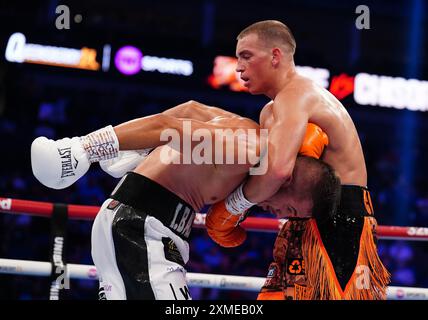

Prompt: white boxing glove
xmin=31 ymin=136 xmax=90 ymax=189
xmin=31 ymin=125 xmax=119 ymax=189
xmin=99 ymin=149 xmax=152 ymax=178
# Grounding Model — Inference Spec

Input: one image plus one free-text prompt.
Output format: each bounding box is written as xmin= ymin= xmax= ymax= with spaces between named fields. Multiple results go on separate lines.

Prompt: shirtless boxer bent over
xmin=31 ymin=100 xmax=332 ymax=299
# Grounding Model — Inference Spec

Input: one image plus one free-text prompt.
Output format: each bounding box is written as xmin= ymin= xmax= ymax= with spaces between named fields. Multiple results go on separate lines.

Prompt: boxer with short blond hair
xmin=207 ymin=20 xmax=390 ymax=299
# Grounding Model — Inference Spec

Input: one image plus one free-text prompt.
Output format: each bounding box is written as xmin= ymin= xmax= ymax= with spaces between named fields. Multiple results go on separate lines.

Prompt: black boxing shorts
xmin=91 ymin=172 xmax=195 ymax=300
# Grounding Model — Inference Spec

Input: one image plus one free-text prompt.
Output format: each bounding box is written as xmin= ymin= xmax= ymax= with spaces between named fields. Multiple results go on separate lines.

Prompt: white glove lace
xmin=80 ymin=125 xmax=119 ymax=163
xmin=225 ymin=183 xmax=256 ymax=216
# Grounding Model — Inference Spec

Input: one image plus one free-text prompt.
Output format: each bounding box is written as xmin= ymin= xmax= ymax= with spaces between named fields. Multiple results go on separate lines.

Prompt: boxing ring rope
xmin=1 ymin=258 xmax=428 ymax=300
xmin=1 ymin=197 xmax=428 ymax=240
xmin=1 ymin=197 xmax=428 ymax=300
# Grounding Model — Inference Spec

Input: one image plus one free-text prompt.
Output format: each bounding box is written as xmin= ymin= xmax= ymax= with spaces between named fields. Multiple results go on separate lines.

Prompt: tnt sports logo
xmin=114 ymin=46 xmax=143 ymax=76
xmin=287 ymin=258 xmax=305 ymax=275
xmin=0 ymin=198 xmax=12 ymax=211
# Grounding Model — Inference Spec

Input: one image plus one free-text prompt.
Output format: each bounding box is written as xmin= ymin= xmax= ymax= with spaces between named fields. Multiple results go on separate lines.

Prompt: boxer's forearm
xmin=243 ymin=171 xmax=288 ymax=203
xmin=114 ymin=113 xmax=223 ymax=151
xmin=114 ymin=114 xmax=184 ymax=150
xmin=163 ymin=100 xmax=239 ymax=122
xmin=113 ymin=101 xmax=241 ymax=150
xmin=242 ymin=135 xmax=294 ymax=203
xmin=114 ymin=113 xmax=259 ymax=167
xmin=162 ymin=101 xmax=215 ymax=122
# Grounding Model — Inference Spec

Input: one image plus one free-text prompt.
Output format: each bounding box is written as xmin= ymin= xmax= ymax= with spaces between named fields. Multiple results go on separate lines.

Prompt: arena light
xmin=5 ymin=32 xmax=100 ymax=71
xmin=295 ymin=65 xmax=330 ymax=88
xmin=354 ymin=73 xmax=428 ymax=112
xmin=142 ymin=56 xmax=193 ymax=76
xmin=114 ymin=45 xmax=194 ymax=76
xmin=329 ymin=73 xmax=355 ymax=100
xmin=102 ymin=44 xmax=112 ymax=72
xmin=207 ymin=56 xmax=247 ymax=92
xmin=209 ymin=55 xmax=428 ymax=112
xmin=208 ymin=56 xmax=330 ymax=92
xmin=114 ymin=45 xmax=142 ymax=75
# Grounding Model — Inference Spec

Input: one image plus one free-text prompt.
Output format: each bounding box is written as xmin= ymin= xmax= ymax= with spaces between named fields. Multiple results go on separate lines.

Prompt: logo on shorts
xmin=287 ymin=258 xmax=305 ymax=275
xmin=294 ymin=284 xmax=313 ymax=300
xmin=169 ymin=203 xmax=195 ymax=239
xmin=162 ymin=237 xmax=185 ymax=266
xmin=267 ymin=264 xmax=278 ymax=278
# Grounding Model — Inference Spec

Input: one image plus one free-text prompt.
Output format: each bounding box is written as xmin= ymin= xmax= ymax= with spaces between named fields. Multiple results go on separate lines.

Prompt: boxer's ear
xmin=271 ymin=48 xmax=282 ymax=67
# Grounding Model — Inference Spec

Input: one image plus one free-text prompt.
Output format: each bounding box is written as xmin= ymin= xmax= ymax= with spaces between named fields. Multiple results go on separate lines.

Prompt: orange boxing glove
xmin=299 ymin=123 xmax=329 ymax=159
xmin=205 ymin=201 xmax=247 ymax=248
xmin=205 ymin=182 xmax=256 ymax=247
